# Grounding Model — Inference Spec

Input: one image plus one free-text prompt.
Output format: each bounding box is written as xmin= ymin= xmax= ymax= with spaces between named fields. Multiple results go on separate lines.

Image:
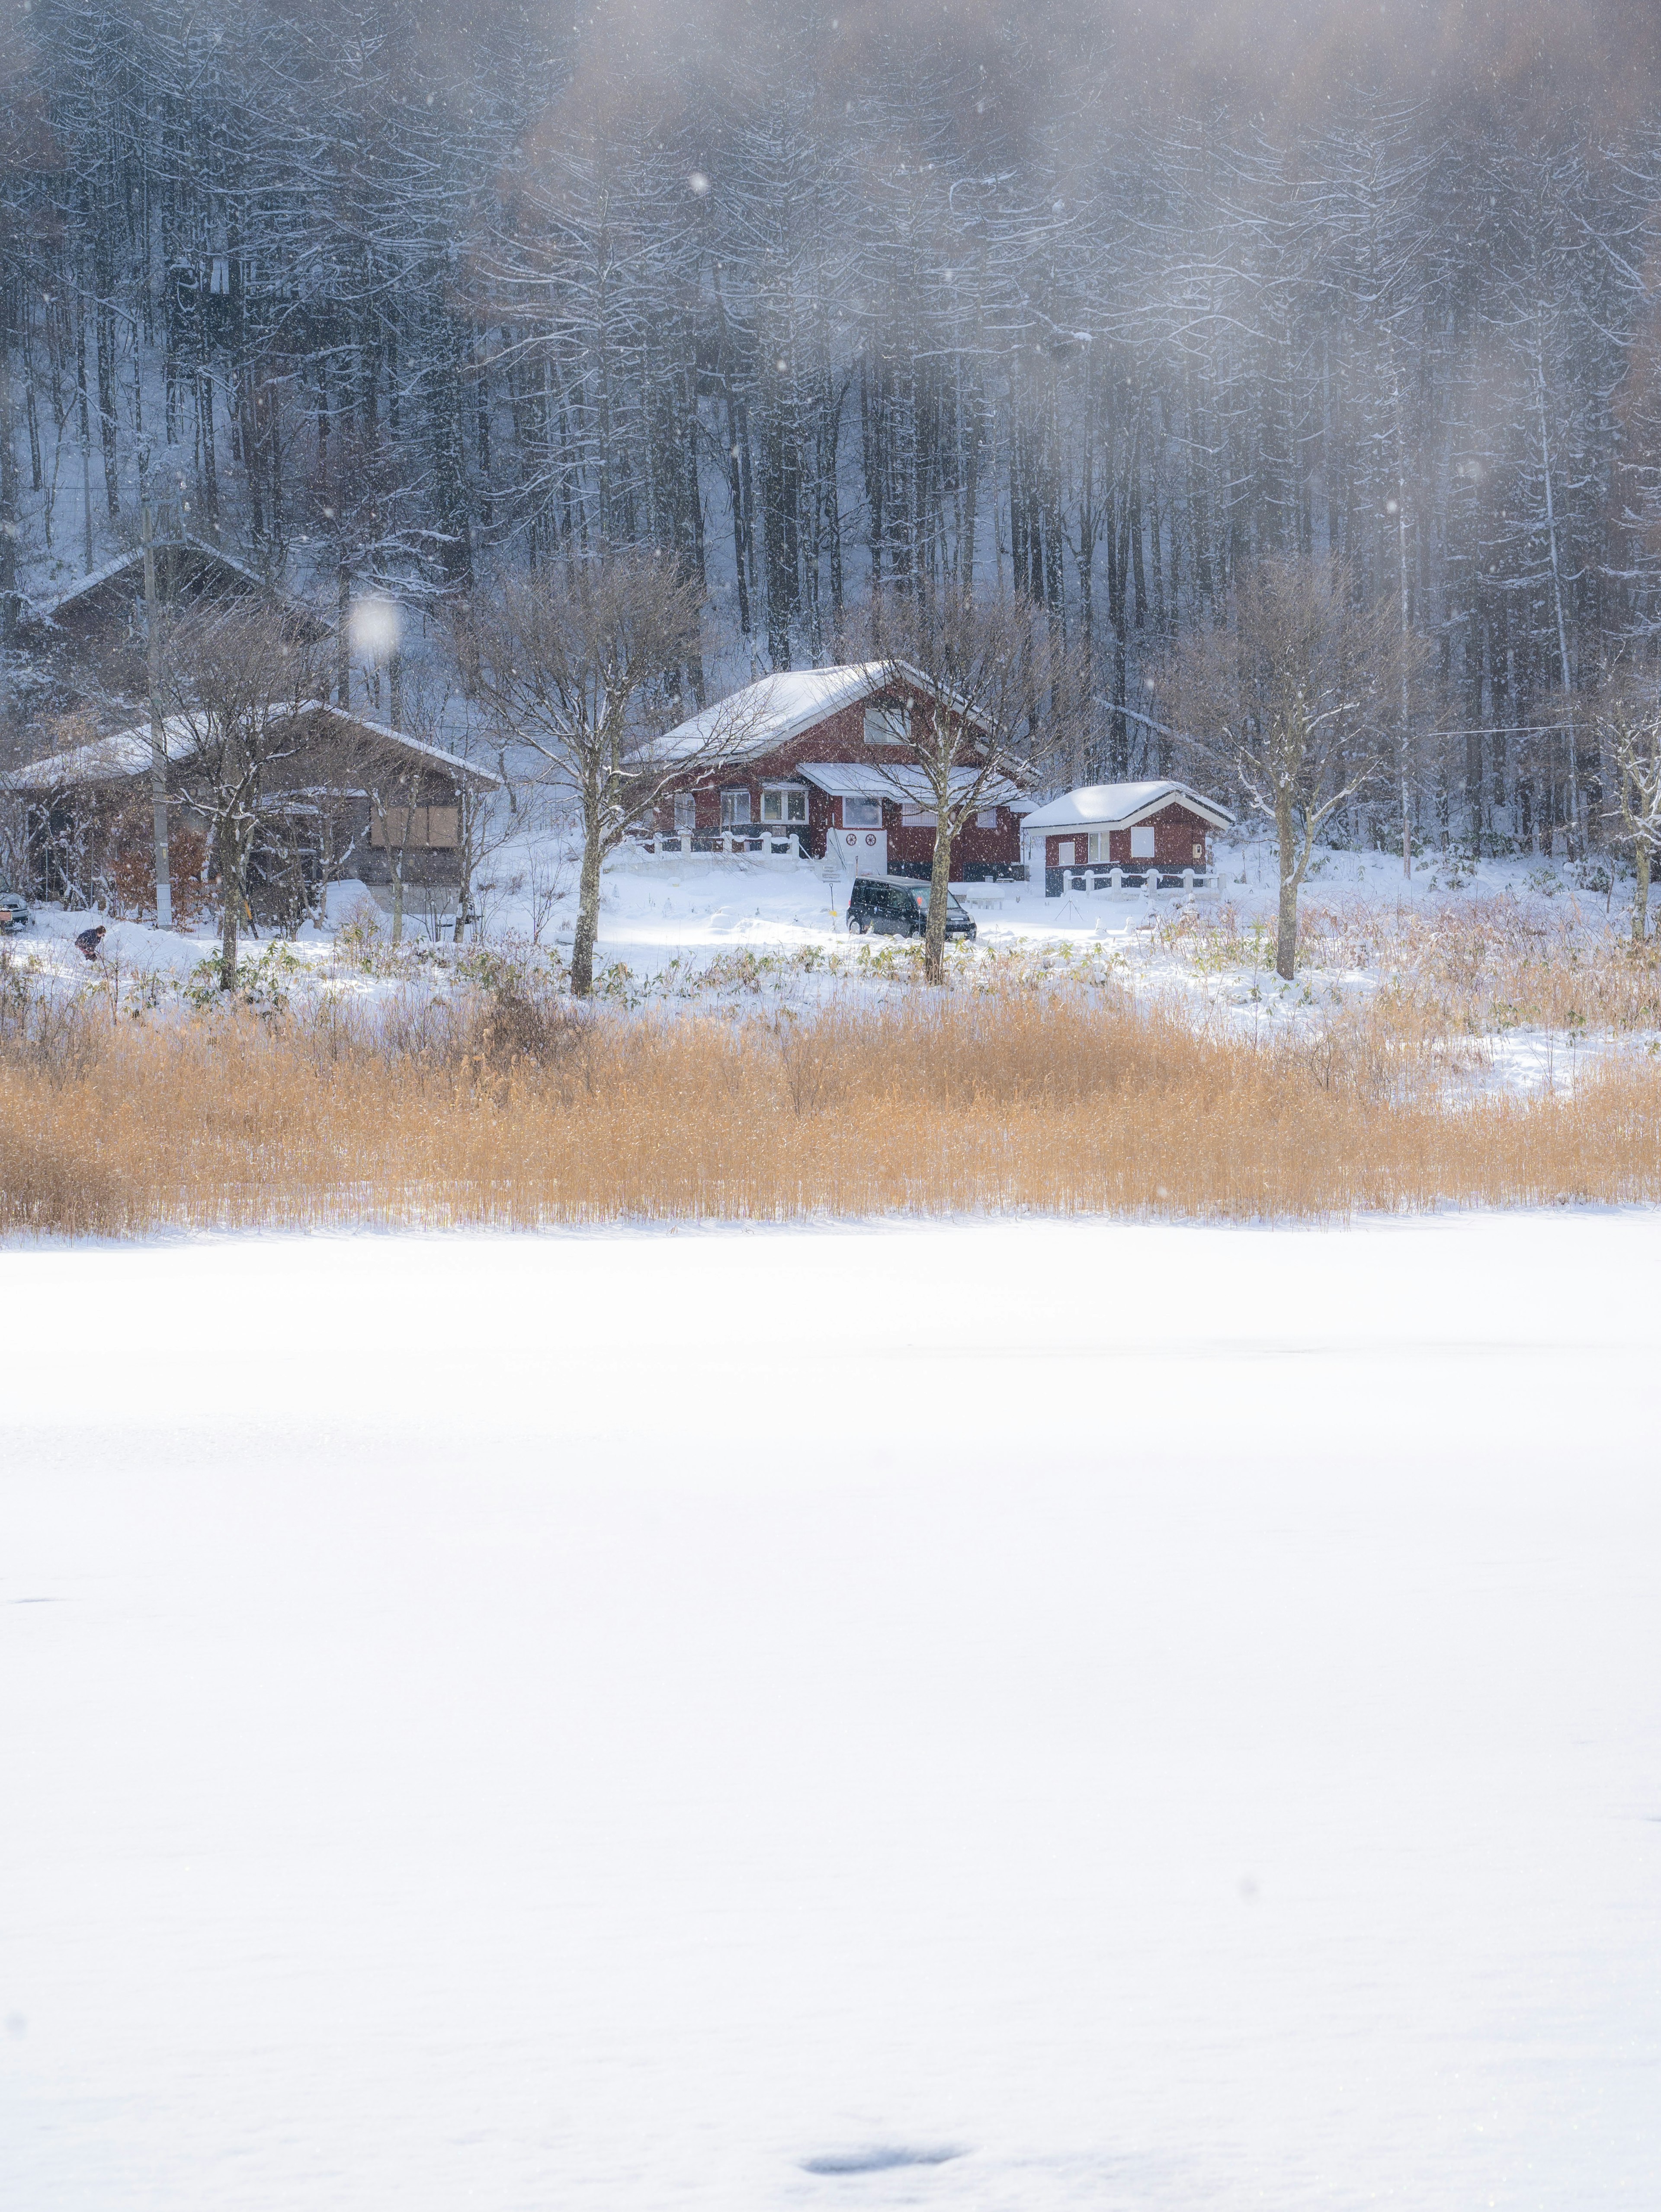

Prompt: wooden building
xmin=9 ymin=705 xmax=496 ymax=928
xmin=16 ymin=536 xmax=330 ymax=720
xmin=652 ymin=664 xmax=1032 ymax=879
xmin=1020 ymin=781 xmax=1235 ymax=895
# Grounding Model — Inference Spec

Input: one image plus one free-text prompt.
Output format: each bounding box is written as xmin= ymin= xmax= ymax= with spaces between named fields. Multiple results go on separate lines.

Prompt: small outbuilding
xmin=1020 ymin=780 xmax=1235 ymax=896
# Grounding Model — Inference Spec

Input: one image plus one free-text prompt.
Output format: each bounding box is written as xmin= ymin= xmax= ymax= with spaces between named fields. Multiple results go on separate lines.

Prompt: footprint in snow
xmin=800 ymin=2145 xmax=967 ymax=2176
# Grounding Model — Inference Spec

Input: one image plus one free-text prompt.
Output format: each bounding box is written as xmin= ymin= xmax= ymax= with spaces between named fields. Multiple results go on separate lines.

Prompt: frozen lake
xmin=3 ymin=1215 xmax=1658 ymax=2210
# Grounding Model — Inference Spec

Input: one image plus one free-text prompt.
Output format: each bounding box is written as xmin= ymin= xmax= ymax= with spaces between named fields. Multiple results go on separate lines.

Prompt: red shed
xmin=1020 ymin=780 xmax=1235 ymax=895
xmin=652 ymin=663 xmax=1032 ymax=880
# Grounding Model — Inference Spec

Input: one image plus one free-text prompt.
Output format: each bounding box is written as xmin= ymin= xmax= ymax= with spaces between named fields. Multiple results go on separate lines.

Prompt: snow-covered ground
xmin=11 ymin=832 xmax=1631 ymax=980
xmin=4 ymin=1214 xmax=1659 ymax=2211
xmin=9 ymin=833 xmax=1651 ymax=1091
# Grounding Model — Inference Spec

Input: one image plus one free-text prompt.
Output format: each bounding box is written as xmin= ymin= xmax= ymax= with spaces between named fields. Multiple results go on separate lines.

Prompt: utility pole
xmin=1392 ymin=486 xmax=1412 ymax=878
xmin=1389 ymin=346 xmax=1413 ymax=879
xmin=0 ymin=332 xmax=18 ymax=765
xmin=1535 ymin=334 xmax=1580 ymax=855
xmin=139 ymin=449 xmax=173 ymax=928
xmin=337 ymin=557 xmax=350 ymax=707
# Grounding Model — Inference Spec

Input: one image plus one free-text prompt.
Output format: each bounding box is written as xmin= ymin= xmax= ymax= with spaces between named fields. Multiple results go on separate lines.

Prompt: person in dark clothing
xmin=74 ymin=925 xmax=107 ymax=960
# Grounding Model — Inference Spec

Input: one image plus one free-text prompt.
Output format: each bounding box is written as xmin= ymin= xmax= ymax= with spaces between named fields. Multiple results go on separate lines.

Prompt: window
xmin=720 ymin=788 xmax=752 ymax=828
xmin=901 ymin=803 xmax=937 ymax=829
xmin=673 ymin=792 xmax=697 ymax=832
xmin=1129 ymin=826 xmax=1156 ymax=858
xmin=864 ymin=702 xmax=908 ymax=747
xmin=976 ymin=808 xmax=999 ymax=830
xmin=370 ymin=807 xmax=458 ymax=850
xmin=843 ymin=796 xmax=882 ymax=829
xmin=1086 ymin=832 xmax=1103 ymax=864
xmin=1056 ymin=840 xmax=1075 ymax=866
xmin=761 ymin=784 xmax=808 ymax=824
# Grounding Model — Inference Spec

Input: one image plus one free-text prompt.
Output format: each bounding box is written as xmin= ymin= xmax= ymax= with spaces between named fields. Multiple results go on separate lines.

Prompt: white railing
xmin=1049 ymin=864 xmax=1223 ymax=897
xmin=628 ymin=832 xmax=803 ymax=864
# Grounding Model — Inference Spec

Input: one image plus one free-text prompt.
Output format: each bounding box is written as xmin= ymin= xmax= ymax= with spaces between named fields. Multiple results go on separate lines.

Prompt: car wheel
xmin=847 ymin=913 xmax=866 ymax=935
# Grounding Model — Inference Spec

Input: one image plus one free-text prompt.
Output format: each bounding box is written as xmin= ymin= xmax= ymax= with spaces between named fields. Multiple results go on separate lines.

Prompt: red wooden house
xmin=652 ymin=663 xmax=1032 ymax=879
xmin=1020 ymin=781 xmax=1235 ymax=895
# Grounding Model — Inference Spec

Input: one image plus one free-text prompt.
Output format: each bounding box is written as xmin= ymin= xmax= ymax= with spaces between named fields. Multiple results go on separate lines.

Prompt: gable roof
xmin=1020 ymin=779 xmax=1235 ymax=833
xmin=659 ymin=664 xmax=888 ymax=760
xmin=658 ymin=659 xmax=993 ymax=762
xmin=19 ymin=536 xmax=327 ymax=640
xmin=797 ymin=760 xmax=1033 ymax=810
xmin=8 ymin=704 xmax=499 ymax=793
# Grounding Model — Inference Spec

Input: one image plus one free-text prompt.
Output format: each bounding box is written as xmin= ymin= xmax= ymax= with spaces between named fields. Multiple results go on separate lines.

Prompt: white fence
xmin=625 ymin=832 xmax=805 ymax=867
xmin=1049 ymin=863 xmax=1224 ymax=897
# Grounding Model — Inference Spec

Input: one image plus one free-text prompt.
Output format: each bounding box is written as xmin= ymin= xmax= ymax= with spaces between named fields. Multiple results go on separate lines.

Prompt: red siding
xmin=1045 ymin=804 xmax=1213 ymax=871
xmin=656 ymin=679 xmax=1024 ymax=865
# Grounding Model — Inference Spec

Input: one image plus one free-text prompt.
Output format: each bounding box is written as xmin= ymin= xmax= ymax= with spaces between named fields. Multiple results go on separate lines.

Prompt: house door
xmin=832 ymin=826 xmax=887 ymax=876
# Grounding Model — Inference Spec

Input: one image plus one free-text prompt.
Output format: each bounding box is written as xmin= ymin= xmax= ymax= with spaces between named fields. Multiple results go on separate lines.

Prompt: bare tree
xmin=152 ymin=602 xmax=321 ymax=989
xmin=1595 ymin=680 xmax=1661 ymax=941
xmin=457 ymin=551 xmax=747 ymax=995
xmin=359 ymin=734 xmax=426 ymax=947
xmin=1161 ymin=557 xmax=1425 ymax=980
xmin=869 ymin=589 xmax=1084 ymax=984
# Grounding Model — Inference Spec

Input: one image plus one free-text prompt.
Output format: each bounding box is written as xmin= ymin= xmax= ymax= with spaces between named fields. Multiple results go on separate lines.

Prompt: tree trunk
xmin=1276 ymin=798 xmax=1299 ymax=981
xmin=390 ymin=859 xmax=404 ymax=946
xmin=923 ymin=817 xmax=955 ymax=986
xmin=1635 ymin=841 xmax=1651 ymax=945
xmin=571 ymin=816 xmax=603 ymax=995
xmin=218 ymin=823 xmax=241 ymax=991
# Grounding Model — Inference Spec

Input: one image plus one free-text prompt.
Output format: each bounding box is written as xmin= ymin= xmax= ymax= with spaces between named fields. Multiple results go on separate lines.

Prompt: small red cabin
xmin=1020 ymin=781 xmax=1234 ymax=893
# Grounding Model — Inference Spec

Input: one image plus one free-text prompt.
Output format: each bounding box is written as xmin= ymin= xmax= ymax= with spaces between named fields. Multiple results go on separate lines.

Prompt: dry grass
xmin=1164 ymin=894 xmax=1661 ymax=1040
xmin=4 ymin=976 xmax=1661 ymax=1238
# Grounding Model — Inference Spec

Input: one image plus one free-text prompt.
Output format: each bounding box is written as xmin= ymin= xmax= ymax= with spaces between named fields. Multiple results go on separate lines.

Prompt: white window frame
xmin=863 ymin=702 xmax=909 ymax=747
xmin=977 ymin=807 xmax=1000 ymax=831
xmin=1056 ymin=840 xmax=1075 ymax=867
xmin=842 ymin=796 xmax=883 ymax=829
xmin=673 ymin=792 xmax=697 ymax=833
xmin=760 ymin=783 xmax=808 ymax=825
xmin=901 ymin=803 xmax=937 ymax=829
xmin=720 ymin=787 xmax=752 ymax=828
xmin=1129 ymin=825 xmax=1157 ymax=859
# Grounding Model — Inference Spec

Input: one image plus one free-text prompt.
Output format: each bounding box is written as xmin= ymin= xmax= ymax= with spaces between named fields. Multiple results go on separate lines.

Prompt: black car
xmin=846 ymin=876 xmax=977 ymax=940
xmin=0 ymin=890 xmax=32 ymax=934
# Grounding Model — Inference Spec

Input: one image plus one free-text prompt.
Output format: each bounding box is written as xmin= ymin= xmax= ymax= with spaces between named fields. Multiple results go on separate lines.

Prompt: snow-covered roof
xmin=10 ymin=715 xmax=200 ymax=788
xmin=659 ymin=664 xmax=888 ymax=760
xmin=1020 ymin=779 xmax=1235 ymax=833
xmin=658 ymin=659 xmax=994 ymax=762
xmin=797 ymin=761 xmax=1033 ymax=810
xmin=8 ymin=704 xmax=498 ymax=792
xmin=22 ymin=535 xmax=288 ymax=628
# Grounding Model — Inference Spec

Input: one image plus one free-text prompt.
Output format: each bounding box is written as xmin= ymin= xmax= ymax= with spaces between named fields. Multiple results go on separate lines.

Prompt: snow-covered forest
xmin=6 ymin=0 xmax=1661 ymax=846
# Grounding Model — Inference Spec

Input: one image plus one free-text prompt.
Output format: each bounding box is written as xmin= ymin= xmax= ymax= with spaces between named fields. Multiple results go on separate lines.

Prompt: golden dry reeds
xmin=1289 ymin=896 xmax=1661 ymax=1037
xmin=4 ymin=983 xmax=1661 ymax=1237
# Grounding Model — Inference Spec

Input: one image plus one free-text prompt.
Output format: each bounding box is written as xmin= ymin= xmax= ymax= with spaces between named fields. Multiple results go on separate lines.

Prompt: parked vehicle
xmin=0 ymin=890 xmax=32 ymax=933
xmin=846 ymin=876 xmax=977 ymax=941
